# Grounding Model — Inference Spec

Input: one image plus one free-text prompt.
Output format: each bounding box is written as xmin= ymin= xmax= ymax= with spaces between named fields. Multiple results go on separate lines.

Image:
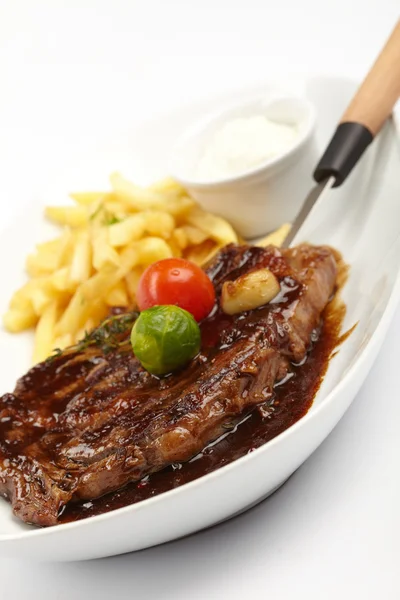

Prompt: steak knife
xmin=282 ymin=20 xmax=400 ymax=248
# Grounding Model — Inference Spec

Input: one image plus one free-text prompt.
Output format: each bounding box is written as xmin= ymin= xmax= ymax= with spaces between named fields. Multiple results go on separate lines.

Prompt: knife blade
xmin=281 ymin=177 xmax=335 ymax=248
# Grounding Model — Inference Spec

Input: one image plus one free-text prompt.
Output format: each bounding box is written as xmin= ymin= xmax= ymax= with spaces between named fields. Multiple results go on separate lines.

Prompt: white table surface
xmin=1 ymin=1 xmax=400 ymax=598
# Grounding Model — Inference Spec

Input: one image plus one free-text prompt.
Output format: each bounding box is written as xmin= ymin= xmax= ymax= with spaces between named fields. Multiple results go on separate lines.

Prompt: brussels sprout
xmin=131 ymin=305 xmax=201 ymax=375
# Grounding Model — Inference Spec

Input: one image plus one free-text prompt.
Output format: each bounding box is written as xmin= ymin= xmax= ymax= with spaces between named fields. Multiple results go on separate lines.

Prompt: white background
xmin=1 ymin=1 xmax=400 ymax=598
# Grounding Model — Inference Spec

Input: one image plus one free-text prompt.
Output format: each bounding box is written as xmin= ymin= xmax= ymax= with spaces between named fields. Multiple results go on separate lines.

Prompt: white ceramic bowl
xmin=170 ymin=93 xmax=317 ymax=239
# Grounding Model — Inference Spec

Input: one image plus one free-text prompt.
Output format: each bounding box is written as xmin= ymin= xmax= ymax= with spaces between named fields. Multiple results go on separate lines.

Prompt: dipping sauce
xmin=195 ymin=116 xmax=298 ymax=181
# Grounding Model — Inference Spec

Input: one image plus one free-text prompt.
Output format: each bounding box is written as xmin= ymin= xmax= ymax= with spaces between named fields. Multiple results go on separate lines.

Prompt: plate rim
xmin=2 ymin=219 xmax=400 ymax=544
xmin=0 ymin=73 xmax=399 ymax=546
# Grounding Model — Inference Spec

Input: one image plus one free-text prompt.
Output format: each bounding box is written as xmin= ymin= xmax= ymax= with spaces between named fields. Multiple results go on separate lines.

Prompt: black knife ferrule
xmin=313 ymin=122 xmax=374 ymax=187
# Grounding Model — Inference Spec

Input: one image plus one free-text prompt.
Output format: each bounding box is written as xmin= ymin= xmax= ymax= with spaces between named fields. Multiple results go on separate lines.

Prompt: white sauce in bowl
xmin=195 ymin=115 xmax=298 ymax=181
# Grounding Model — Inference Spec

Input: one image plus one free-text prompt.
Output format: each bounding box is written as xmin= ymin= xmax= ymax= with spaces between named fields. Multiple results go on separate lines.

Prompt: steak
xmin=0 ymin=243 xmax=337 ymax=526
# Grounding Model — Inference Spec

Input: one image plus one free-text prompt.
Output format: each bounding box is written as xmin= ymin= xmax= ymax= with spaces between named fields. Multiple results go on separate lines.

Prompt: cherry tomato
xmin=136 ymin=258 xmax=216 ymax=321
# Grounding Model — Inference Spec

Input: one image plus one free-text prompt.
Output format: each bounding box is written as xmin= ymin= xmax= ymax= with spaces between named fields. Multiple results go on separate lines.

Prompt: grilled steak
xmin=0 ymin=243 xmax=337 ymax=526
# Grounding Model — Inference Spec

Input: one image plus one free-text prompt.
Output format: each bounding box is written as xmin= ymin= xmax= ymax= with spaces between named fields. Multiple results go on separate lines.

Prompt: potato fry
xmin=256 ymin=223 xmax=291 ymax=248
xmin=9 ymin=281 xmax=35 ymax=312
xmin=136 ymin=237 xmax=173 ymax=265
xmin=110 ymin=173 xmax=195 ymax=216
xmin=25 ymin=257 xmax=47 ymax=278
xmin=103 ymin=200 xmax=130 ymax=217
xmin=163 ymin=196 xmax=196 ymax=219
xmin=184 ymin=240 xmax=221 ymax=266
xmin=27 ymin=277 xmax=61 ymax=315
xmin=69 ymin=231 xmax=92 ymax=284
xmin=108 ymin=214 xmax=145 ymax=247
xmin=105 ymin=281 xmax=129 ymax=307
xmin=149 ymin=177 xmax=186 ymax=195
xmin=33 ymin=301 xmax=58 ymax=364
xmin=55 ymin=229 xmax=76 ymax=268
xmin=3 ymin=307 xmax=38 ymax=333
xmin=26 ymin=230 xmax=74 ymax=277
xmin=110 ymin=172 xmax=169 ymax=211
xmin=53 ymin=333 xmax=73 ymax=351
xmin=166 ymin=237 xmax=183 ymax=258
xmin=70 ymin=192 xmax=112 ymax=206
xmin=82 ymin=318 xmax=96 ymax=334
xmin=173 ymin=226 xmax=208 ymax=250
xmin=26 ymin=239 xmax=61 ymax=276
xmin=142 ymin=211 xmax=175 ymax=238
xmin=118 ymin=244 xmax=140 ymax=275
xmin=45 ymin=205 xmax=88 ymax=228
xmin=125 ymin=268 xmax=143 ymax=303
xmin=92 ymin=229 xmax=120 ymax=271
xmin=180 ymin=225 xmax=208 ymax=246
xmin=75 ymin=318 xmax=97 ymax=343
xmin=187 ymin=207 xmax=237 ymax=245
xmin=30 ymin=286 xmax=54 ymax=315
xmin=56 ymin=269 xmax=118 ymax=335
xmin=172 ymin=228 xmax=188 ymax=250
xmin=51 ymin=267 xmax=76 ymax=293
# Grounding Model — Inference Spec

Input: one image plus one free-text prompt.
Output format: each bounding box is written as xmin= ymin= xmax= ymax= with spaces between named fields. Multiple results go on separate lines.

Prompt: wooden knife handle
xmin=314 ymin=20 xmax=400 ymax=186
xmin=341 ymin=20 xmax=400 ymax=135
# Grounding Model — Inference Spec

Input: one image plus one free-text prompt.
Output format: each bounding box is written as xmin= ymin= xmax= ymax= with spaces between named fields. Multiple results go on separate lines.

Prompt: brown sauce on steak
xmin=0 ymin=244 xmax=349 ymax=526
xmin=61 ymin=280 xmax=347 ymax=524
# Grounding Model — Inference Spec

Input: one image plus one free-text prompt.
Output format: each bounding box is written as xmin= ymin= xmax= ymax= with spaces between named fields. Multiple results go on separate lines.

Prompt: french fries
xmin=45 ymin=206 xmax=89 ymax=228
xmin=33 ymin=301 xmax=59 ymax=364
xmin=186 ymin=207 xmax=238 ymax=246
xmin=3 ymin=307 xmax=37 ymax=333
xmin=3 ymin=173 xmax=240 ymax=363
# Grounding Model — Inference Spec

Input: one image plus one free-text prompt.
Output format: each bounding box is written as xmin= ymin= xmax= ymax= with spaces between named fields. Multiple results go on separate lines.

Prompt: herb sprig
xmin=47 ymin=311 xmax=138 ymax=362
xmin=89 ymin=204 xmax=123 ymax=226
xmin=77 ymin=311 xmax=138 ymax=354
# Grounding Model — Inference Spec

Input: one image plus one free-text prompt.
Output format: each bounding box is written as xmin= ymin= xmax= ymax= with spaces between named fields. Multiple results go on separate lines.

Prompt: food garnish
xmin=137 ymin=257 xmax=216 ymax=321
xmin=221 ymin=268 xmax=280 ymax=315
xmin=0 ymin=243 xmax=339 ymax=526
xmin=47 ymin=311 xmax=138 ymax=362
xmin=3 ymin=174 xmax=237 ymax=363
xmin=130 ymin=305 xmax=201 ymax=375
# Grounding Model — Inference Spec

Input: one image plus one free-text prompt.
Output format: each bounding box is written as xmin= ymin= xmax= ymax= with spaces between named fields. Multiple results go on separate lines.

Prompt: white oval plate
xmin=0 ymin=76 xmax=399 ymax=562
